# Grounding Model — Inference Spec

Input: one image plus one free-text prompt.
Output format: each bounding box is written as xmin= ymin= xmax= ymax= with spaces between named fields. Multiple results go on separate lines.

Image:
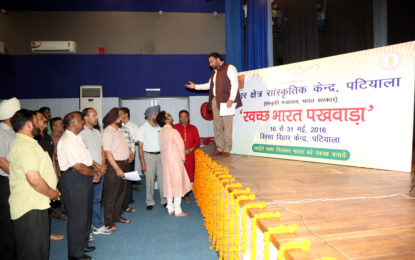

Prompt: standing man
xmin=185 ymin=52 xmax=242 ymax=157
xmin=120 ymin=107 xmax=140 ymax=192
xmin=137 ymin=105 xmax=167 ymax=210
xmin=34 ymin=111 xmax=56 ymax=171
xmin=119 ymin=107 xmax=139 ymax=148
xmin=34 ymin=111 xmax=65 ymax=241
xmin=9 ymin=109 xmax=60 ymax=260
xmin=79 ymin=108 xmax=112 ymax=236
xmin=0 ymin=97 xmax=20 ymax=260
xmin=119 ymin=107 xmax=137 ymax=212
xmin=49 ymin=117 xmax=67 ymax=220
xmin=119 ymin=107 xmax=140 ymax=191
xmin=102 ymin=108 xmax=133 ymax=231
xmin=39 ymin=107 xmax=52 ymax=134
xmin=173 ymin=110 xmax=200 ymax=203
xmin=50 ymin=117 xmax=64 ymax=176
xmin=58 ymin=112 xmax=100 ymax=260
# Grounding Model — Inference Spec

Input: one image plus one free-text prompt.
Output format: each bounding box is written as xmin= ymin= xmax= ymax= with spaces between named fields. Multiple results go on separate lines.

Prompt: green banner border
xmin=252 ymin=144 xmax=350 ymax=161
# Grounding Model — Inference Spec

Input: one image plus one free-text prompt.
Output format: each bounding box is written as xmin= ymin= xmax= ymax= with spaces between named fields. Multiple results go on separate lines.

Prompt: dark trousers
xmin=60 ymin=168 xmax=93 ymax=258
xmin=103 ymin=163 xmax=128 ymax=225
xmin=122 ymin=181 xmax=132 ymax=210
xmin=13 ymin=209 xmax=49 ymax=260
xmin=50 ymin=182 xmax=64 ymax=218
xmin=122 ymin=160 xmax=135 ymax=210
xmin=0 ymin=176 xmax=16 ymax=260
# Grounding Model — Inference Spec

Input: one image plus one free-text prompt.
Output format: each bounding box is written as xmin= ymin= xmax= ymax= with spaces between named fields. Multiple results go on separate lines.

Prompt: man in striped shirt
xmin=9 ymin=109 xmax=60 ymax=260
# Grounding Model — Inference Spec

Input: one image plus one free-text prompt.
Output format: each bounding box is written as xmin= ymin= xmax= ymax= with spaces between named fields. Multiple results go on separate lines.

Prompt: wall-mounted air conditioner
xmin=31 ymin=41 xmax=76 ymax=54
xmin=80 ymin=85 xmax=103 ymax=128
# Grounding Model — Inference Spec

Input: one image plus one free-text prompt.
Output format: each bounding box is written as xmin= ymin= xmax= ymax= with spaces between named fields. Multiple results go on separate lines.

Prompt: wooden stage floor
xmin=201 ymin=144 xmax=415 ymax=259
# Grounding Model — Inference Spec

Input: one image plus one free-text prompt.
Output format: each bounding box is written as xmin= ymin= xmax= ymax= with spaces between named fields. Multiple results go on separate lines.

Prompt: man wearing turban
xmin=0 ymin=97 xmax=20 ymax=260
xmin=137 ymin=105 xmax=167 ymax=210
xmin=102 ymin=108 xmax=134 ymax=231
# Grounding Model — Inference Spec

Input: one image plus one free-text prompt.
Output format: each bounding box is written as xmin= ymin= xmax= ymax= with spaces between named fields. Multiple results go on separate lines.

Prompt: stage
xmin=198 ymin=144 xmax=415 ymax=259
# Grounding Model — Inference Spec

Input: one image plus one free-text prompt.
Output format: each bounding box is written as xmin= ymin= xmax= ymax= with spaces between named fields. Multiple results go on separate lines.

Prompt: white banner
xmin=233 ymin=41 xmax=415 ymax=172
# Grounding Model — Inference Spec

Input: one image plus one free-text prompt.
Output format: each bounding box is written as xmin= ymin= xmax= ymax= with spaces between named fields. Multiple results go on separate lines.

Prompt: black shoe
xmin=84 ymin=246 xmax=96 ymax=252
xmin=162 ymin=203 xmax=167 ymax=208
xmin=68 ymin=254 xmax=91 ymax=260
xmin=146 ymin=205 xmax=153 ymax=211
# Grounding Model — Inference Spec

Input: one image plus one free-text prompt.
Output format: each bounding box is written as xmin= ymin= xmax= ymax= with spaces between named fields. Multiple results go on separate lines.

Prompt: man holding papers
xmin=101 ymin=108 xmax=134 ymax=231
xmin=185 ymin=52 xmax=242 ymax=157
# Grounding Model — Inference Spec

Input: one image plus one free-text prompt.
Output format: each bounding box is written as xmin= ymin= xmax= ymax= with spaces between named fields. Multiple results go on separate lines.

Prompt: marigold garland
xmin=194 ymin=150 xmax=310 ymax=260
xmin=229 ymin=188 xmax=250 ymax=259
xmin=264 ymin=224 xmax=298 ymax=260
xmin=250 ymin=212 xmax=282 ymax=260
xmin=225 ymin=183 xmax=241 ymax=260
xmin=241 ymin=202 xmax=266 ymax=254
xmin=278 ymin=239 xmax=311 ymax=260
xmin=232 ymin=188 xmax=251 ymax=197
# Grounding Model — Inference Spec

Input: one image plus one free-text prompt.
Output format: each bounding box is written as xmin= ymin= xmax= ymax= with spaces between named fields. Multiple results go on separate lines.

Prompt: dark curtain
xmin=277 ymin=0 xmax=319 ymax=64
xmin=225 ymin=0 xmax=245 ymax=72
xmin=319 ymin=0 xmax=373 ymax=58
xmin=386 ymin=0 xmax=415 ymax=147
xmin=246 ymin=0 xmax=270 ymax=70
xmin=387 ymin=0 xmax=415 ymax=45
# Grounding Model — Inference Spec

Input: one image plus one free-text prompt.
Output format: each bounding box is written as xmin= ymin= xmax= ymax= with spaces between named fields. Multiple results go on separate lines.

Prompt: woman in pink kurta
xmin=156 ymin=111 xmax=191 ymax=217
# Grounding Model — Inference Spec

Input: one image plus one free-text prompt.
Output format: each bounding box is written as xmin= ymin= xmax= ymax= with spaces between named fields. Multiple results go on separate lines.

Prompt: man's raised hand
xmin=185 ymin=81 xmax=196 ymax=89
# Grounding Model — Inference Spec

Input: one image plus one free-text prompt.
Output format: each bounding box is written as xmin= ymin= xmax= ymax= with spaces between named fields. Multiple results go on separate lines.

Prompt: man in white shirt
xmin=58 ymin=111 xmax=101 ymax=260
xmin=185 ymin=52 xmax=243 ymax=157
xmin=0 ymin=97 xmax=20 ymax=260
xmin=79 ymin=108 xmax=112 ymax=236
xmin=137 ymin=105 xmax=166 ymax=210
xmin=119 ymin=107 xmax=139 ymax=144
xmin=119 ymin=107 xmax=139 ymax=212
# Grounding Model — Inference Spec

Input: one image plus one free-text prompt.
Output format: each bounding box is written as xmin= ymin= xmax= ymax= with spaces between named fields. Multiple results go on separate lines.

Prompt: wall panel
xmin=0 ymin=12 xmax=225 ymax=55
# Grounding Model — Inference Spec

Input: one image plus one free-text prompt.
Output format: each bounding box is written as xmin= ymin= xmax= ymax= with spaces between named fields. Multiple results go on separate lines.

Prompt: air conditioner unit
xmin=80 ymin=85 xmax=103 ymax=128
xmin=31 ymin=41 xmax=76 ymax=54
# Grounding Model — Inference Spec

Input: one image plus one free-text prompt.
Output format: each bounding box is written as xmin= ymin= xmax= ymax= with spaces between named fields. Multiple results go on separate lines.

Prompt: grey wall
xmin=0 ymin=11 xmax=225 ymax=55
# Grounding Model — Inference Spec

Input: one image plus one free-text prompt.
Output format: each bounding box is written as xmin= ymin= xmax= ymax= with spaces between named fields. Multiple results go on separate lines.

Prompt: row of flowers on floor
xmin=193 ymin=149 xmax=336 ymax=260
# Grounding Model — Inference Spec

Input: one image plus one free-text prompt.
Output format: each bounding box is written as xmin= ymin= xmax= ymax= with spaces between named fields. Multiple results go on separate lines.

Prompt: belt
xmin=144 ymin=151 xmax=160 ymax=155
xmin=62 ymin=167 xmax=75 ymax=173
xmin=115 ymin=159 xmax=129 ymax=164
xmin=62 ymin=166 xmax=93 ymax=173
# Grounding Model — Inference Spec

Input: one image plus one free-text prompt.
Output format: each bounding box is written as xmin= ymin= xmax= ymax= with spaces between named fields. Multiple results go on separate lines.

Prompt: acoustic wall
xmin=0 ymin=1 xmax=225 ymax=99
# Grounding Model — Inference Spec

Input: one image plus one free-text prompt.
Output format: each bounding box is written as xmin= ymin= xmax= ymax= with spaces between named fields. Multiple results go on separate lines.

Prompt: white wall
xmin=19 ymin=98 xmax=80 ymax=118
xmin=18 ymin=97 xmax=119 ymax=120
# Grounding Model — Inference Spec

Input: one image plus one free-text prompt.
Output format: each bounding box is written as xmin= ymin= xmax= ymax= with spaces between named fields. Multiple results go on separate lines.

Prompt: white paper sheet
xmin=123 ymin=170 xmax=141 ymax=181
xmin=219 ymin=102 xmax=237 ymax=116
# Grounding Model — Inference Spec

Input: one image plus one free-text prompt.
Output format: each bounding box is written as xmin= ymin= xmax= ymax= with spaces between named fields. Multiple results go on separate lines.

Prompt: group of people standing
xmin=136 ymin=105 xmax=200 ymax=216
xmin=0 ymin=97 xmax=200 ymax=260
xmin=0 ymin=51 xmax=241 ymax=260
